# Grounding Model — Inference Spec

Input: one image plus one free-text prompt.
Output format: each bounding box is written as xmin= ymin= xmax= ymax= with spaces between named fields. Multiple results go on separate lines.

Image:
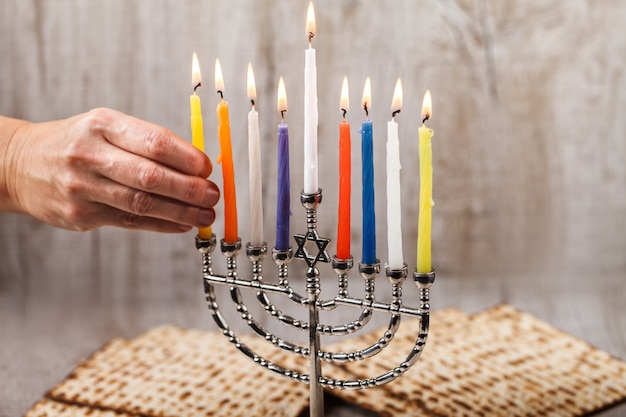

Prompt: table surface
xmin=1 ymin=265 xmax=625 ymax=417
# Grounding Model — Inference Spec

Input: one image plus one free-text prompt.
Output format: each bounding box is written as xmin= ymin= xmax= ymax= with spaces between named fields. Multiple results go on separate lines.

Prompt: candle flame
xmin=362 ymin=77 xmax=371 ymax=114
xmin=247 ymin=63 xmax=257 ymax=104
xmin=391 ymin=78 xmax=403 ymax=117
xmin=421 ymin=89 xmax=432 ymax=123
xmin=191 ymin=52 xmax=202 ymax=91
xmin=215 ymin=58 xmax=225 ymax=96
xmin=277 ymin=76 xmax=288 ymax=114
xmin=306 ymin=2 xmax=316 ymax=43
xmin=340 ymin=76 xmax=349 ymax=114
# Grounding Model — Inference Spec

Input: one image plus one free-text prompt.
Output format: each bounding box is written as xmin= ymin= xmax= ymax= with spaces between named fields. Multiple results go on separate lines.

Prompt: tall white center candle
xmin=386 ymin=78 xmax=404 ymax=269
xmin=304 ymin=2 xmax=318 ymax=194
xmin=247 ymin=63 xmax=263 ymax=245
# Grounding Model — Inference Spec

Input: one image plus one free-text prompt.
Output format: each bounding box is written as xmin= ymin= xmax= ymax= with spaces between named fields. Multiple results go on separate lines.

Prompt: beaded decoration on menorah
xmin=195 ymin=189 xmax=436 ymax=417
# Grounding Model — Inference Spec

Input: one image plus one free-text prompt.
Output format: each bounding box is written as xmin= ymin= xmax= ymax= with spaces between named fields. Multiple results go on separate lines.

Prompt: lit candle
xmin=215 ymin=58 xmax=238 ymax=243
xmin=189 ymin=53 xmax=212 ymax=239
xmin=247 ymin=63 xmax=264 ymax=246
xmin=386 ymin=78 xmax=404 ymax=269
xmin=417 ymin=90 xmax=434 ymax=274
xmin=336 ymin=76 xmax=351 ymax=260
xmin=303 ymin=2 xmax=319 ymax=194
xmin=276 ymin=77 xmax=291 ymax=251
xmin=360 ymin=78 xmax=376 ymax=265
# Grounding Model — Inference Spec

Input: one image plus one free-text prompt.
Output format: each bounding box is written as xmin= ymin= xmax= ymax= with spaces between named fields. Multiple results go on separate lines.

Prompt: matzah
xmin=332 ymin=304 xmax=626 ymax=416
xmin=25 ymin=398 xmax=136 ymax=417
xmin=48 ymin=326 xmax=308 ymax=417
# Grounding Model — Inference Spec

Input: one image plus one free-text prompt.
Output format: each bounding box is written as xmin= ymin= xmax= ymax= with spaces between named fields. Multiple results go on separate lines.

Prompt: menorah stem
xmin=299 ymin=190 xmax=326 ymax=417
xmin=307 ymin=259 xmax=323 ymax=416
xmin=308 ymin=276 xmax=323 ymax=417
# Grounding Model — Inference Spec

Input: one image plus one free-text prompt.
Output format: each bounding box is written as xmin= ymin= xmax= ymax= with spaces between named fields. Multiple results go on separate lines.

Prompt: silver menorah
xmin=196 ymin=188 xmax=435 ymax=417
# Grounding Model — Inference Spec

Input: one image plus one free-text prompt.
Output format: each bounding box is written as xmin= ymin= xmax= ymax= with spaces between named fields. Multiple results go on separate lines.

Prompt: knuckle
xmin=65 ymin=109 xmax=114 ymax=167
xmin=128 ymin=190 xmax=155 ymax=215
xmin=62 ymin=204 xmax=92 ymax=231
xmin=62 ymin=137 xmax=91 ymax=169
xmin=144 ymin=127 xmax=174 ymax=159
xmin=58 ymin=172 xmax=85 ymax=199
xmin=137 ymin=163 xmax=165 ymax=191
xmin=177 ymin=204 xmax=197 ymax=224
xmin=184 ymin=178 xmax=203 ymax=203
xmin=120 ymin=212 xmax=142 ymax=229
xmin=80 ymin=108 xmax=112 ymax=137
xmin=85 ymin=107 xmax=110 ymax=124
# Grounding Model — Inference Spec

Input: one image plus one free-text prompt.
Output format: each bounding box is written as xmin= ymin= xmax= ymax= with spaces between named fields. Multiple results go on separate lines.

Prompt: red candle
xmin=336 ymin=76 xmax=351 ymax=260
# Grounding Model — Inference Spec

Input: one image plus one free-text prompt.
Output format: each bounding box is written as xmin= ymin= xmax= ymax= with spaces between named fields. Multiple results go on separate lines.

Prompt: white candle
xmin=247 ymin=63 xmax=263 ymax=245
xmin=386 ymin=78 xmax=404 ymax=269
xmin=304 ymin=2 xmax=318 ymax=194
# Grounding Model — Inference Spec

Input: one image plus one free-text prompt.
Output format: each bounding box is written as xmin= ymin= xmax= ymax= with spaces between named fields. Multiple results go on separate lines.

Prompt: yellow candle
xmin=215 ymin=58 xmax=238 ymax=243
xmin=417 ymin=90 xmax=434 ymax=274
xmin=190 ymin=52 xmax=212 ymax=239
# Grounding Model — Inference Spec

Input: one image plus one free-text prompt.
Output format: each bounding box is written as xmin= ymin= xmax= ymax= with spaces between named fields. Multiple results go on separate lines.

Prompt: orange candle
xmin=336 ymin=76 xmax=351 ymax=260
xmin=215 ymin=58 xmax=238 ymax=243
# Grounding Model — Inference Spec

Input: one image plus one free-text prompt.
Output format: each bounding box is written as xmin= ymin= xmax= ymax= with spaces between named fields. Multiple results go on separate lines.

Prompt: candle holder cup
xmin=197 ymin=188 xmax=435 ymax=417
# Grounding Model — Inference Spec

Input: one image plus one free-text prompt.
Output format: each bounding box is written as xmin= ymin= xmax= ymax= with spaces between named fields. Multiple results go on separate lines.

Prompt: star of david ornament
xmin=294 ymin=230 xmax=331 ymax=268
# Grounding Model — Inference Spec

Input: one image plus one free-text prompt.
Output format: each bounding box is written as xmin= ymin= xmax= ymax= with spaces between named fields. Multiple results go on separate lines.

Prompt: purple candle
xmin=276 ymin=77 xmax=291 ymax=251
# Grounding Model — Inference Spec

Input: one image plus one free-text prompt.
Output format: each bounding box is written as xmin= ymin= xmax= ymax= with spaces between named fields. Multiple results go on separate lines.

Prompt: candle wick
xmin=193 ymin=81 xmax=202 ymax=93
xmin=217 ymin=90 xmax=224 ymax=100
xmin=308 ymin=32 xmax=314 ymax=47
xmin=363 ymin=103 xmax=369 ymax=118
xmin=251 ymin=99 xmax=255 ymax=107
xmin=392 ymin=109 xmax=402 ymax=119
xmin=281 ymin=109 xmax=286 ymax=121
xmin=422 ymin=114 xmax=430 ymax=124
xmin=341 ymin=108 xmax=347 ymax=119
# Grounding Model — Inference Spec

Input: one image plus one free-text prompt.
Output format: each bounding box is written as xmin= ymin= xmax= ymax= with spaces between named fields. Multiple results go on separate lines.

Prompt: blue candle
xmin=276 ymin=77 xmax=291 ymax=251
xmin=361 ymin=119 xmax=376 ymax=264
xmin=360 ymin=78 xmax=376 ymax=264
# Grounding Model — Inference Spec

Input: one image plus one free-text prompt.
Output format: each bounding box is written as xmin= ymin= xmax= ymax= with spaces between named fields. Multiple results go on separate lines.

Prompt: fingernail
xmin=197 ymin=209 xmax=215 ymax=227
xmin=203 ymin=186 xmax=220 ymax=207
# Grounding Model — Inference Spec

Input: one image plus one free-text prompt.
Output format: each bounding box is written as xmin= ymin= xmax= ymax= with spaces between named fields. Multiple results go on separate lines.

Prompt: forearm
xmin=0 ymin=116 xmax=31 ymax=213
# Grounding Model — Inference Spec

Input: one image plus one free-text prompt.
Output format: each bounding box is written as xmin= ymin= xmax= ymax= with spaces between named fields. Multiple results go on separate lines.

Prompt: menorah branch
xmin=203 ymin=273 xmax=431 ymax=388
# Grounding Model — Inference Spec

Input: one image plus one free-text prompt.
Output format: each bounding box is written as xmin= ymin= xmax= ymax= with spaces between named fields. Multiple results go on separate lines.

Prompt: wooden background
xmin=1 ymin=1 xmax=625 ymax=416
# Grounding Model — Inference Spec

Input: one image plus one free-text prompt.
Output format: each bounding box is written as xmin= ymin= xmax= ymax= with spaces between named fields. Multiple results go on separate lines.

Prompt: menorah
xmin=195 ymin=187 xmax=435 ymax=417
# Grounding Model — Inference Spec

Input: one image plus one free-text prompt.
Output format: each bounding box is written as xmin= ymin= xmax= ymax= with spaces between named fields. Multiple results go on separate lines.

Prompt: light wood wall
xmin=1 ymin=0 xmax=625 ymax=298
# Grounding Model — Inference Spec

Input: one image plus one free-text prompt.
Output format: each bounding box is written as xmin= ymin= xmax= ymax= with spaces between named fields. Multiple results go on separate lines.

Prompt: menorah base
xmin=196 ymin=190 xmax=435 ymax=417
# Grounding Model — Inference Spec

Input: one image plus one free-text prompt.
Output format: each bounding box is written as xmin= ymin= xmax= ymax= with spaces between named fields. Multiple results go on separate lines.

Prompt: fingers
xmin=90 ymin=203 xmax=199 ymax=233
xmin=90 ymin=178 xmax=217 ymax=228
xmin=96 ymin=141 xmax=220 ymax=211
xmin=65 ymin=203 xmax=198 ymax=233
xmin=83 ymin=108 xmax=212 ymax=178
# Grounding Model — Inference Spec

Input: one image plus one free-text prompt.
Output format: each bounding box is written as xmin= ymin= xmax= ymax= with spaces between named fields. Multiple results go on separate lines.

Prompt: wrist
xmin=0 ymin=116 xmax=32 ymax=213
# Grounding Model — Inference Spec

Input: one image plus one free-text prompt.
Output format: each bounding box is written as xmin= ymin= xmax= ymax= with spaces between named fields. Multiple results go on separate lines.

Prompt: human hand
xmin=2 ymin=108 xmax=219 ymax=233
